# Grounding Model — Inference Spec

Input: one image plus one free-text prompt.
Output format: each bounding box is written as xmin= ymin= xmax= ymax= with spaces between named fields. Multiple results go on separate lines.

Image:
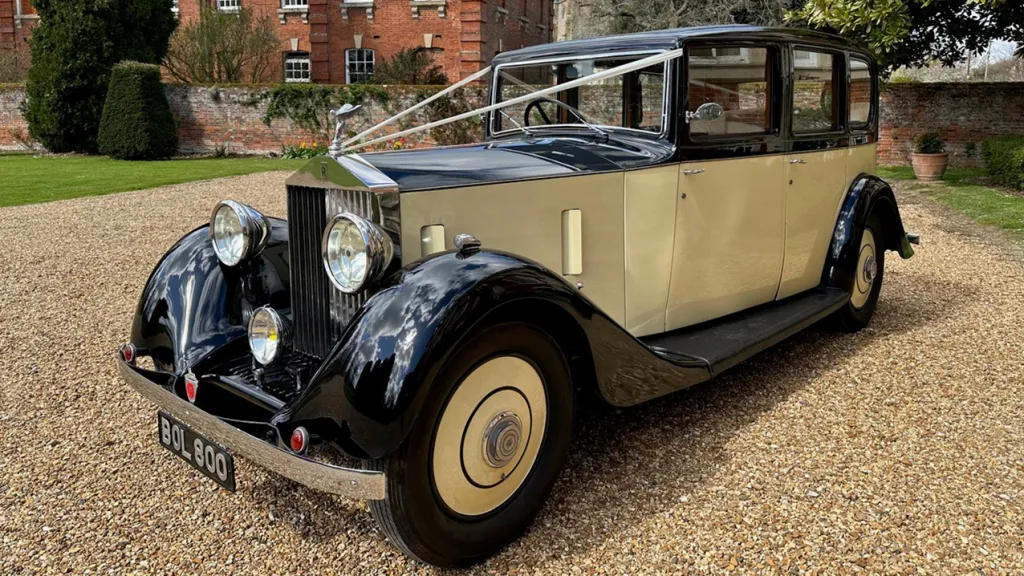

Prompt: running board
xmin=641 ymin=288 xmax=850 ymax=377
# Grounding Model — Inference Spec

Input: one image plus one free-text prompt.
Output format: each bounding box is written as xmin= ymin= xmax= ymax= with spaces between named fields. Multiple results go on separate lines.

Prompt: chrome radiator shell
xmin=284 ymin=155 xmax=400 ymax=358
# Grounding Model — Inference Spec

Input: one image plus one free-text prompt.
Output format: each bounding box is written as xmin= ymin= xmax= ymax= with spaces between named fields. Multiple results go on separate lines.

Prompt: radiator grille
xmin=287 ymin=186 xmax=334 ymax=358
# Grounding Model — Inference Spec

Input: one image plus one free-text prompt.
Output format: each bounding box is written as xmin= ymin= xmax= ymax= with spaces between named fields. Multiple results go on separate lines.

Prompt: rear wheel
xmin=832 ymin=213 xmax=885 ymax=332
xmin=367 ymin=322 xmax=574 ymax=567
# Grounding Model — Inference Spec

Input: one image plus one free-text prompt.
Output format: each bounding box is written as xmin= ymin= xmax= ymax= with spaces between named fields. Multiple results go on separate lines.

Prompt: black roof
xmin=492 ymin=25 xmax=862 ymax=65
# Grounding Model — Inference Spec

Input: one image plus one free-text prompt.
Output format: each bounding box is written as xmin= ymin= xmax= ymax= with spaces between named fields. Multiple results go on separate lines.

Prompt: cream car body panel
xmin=624 ymin=165 xmax=679 ymax=336
xmin=777 ymin=148 xmax=850 ymax=299
xmin=847 ymin=142 xmax=878 ymax=181
xmin=399 ymin=172 xmax=628 ymax=326
xmin=666 ymin=155 xmax=787 ymax=330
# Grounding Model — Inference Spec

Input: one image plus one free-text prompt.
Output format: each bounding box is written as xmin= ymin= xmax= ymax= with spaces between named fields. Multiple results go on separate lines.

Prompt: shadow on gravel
xmin=242 ymin=264 xmax=972 ymax=570
xmin=497 ymin=267 xmax=973 ymax=569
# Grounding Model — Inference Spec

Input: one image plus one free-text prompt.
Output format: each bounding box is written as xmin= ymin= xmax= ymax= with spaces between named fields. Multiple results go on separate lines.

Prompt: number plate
xmin=157 ymin=411 xmax=236 ymax=491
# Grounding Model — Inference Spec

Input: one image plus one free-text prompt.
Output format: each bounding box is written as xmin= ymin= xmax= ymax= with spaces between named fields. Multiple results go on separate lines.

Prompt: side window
xmin=687 ymin=46 xmax=773 ymax=137
xmin=792 ymin=49 xmax=839 ymax=133
xmin=849 ymin=57 xmax=872 ymax=129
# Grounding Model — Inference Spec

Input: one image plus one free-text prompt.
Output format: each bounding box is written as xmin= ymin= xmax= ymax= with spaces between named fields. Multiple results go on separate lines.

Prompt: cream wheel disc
xmin=431 ymin=356 xmax=547 ymax=517
xmin=852 ymin=228 xmax=878 ymax=309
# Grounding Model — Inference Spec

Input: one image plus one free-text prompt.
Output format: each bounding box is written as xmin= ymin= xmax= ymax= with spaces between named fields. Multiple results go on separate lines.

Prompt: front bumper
xmin=118 ymin=357 xmax=386 ymax=500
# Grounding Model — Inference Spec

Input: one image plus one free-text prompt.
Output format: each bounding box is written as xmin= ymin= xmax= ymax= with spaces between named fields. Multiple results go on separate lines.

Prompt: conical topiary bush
xmin=98 ymin=61 xmax=178 ymax=160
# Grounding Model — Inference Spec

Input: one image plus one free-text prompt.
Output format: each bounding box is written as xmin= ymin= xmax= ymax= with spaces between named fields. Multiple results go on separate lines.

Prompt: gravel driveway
xmin=1 ymin=172 xmax=1023 ymax=574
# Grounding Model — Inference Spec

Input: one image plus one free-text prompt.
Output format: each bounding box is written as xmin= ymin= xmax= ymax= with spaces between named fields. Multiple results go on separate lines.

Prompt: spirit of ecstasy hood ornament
xmin=329 ymin=103 xmax=362 ymax=155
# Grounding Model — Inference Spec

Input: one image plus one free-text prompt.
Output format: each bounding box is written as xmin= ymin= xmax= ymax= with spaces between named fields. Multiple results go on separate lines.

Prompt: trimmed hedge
xmin=98 ymin=62 xmax=178 ymax=160
xmin=982 ymin=136 xmax=1024 ymax=191
xmin=24 ymin=0 xmax=177 ymax=153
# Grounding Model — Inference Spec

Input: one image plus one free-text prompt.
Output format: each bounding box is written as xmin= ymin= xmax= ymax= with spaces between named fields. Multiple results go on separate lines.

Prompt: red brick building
xmin=0 ymin=0 xmax=37 ymax=75
xmin=1 ymin=0 xmax=553 ymax=83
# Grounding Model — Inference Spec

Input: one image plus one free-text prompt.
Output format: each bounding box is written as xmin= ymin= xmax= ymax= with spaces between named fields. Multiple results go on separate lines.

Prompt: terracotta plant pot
xmin=911 ymin=153 xmax=949 ymax=182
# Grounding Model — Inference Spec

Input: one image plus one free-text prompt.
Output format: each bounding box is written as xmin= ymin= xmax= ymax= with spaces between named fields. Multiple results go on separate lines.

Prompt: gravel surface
xmin=1 ymin=173 xmax=1023 ymax=574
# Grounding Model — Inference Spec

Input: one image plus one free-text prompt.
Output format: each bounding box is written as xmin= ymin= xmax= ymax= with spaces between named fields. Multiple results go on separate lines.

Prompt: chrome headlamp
xmin=322 ymin=213 xmax=394 ymax=294
xmin=248 ymin=307 xmax=289 ymax=365
xmin=209 ymin=200 xmax=270 ymax=267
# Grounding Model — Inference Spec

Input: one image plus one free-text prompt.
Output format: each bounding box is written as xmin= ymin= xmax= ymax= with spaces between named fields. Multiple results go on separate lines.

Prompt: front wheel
xmin=367 ymin=322 xmax=574 ymax=567
xmin=831 ymin=213 xmax=885 ymax=332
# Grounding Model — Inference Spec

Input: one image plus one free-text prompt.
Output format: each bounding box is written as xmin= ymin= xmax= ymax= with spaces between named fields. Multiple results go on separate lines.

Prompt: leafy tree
xmin=23 ymin=0 xmax=177 ymax=153
xmin=164 ymin=5 xmax=281 ymax=84
xmin=596 ymin=0 xmax=804 ymax=35
xmin=369 ymin=48 xmax=448 ymax=85
xmin=98 ymin=62 xmax=178 ymax=160
xmin=791 ymin=0 xmax=1024 ymax=72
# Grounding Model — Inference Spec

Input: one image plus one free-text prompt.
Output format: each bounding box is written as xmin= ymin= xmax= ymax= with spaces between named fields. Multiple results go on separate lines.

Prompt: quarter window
xmin=346 ymin=49 xmax=375 ymax=84
xmin=217 ymin=0 xmax=241 ymax=11
xmin=850 ymin=57 xmax=872 ymax=128
xmin=284 ymin=52 xmax=311 ymax=83
xmin=792 ymin=49 xmax=839 ymax=134
xmin=687 ymin=46 xmax=772 ymax=137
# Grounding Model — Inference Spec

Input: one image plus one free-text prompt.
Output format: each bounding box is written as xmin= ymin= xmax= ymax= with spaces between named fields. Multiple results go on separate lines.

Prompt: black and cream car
xmin=120 ymin=25 xmax=917 ymax=567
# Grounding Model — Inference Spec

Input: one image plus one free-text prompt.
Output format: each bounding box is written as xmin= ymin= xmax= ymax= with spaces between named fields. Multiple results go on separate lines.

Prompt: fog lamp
xmin=248 ymin=307 xmax=289 ymax=365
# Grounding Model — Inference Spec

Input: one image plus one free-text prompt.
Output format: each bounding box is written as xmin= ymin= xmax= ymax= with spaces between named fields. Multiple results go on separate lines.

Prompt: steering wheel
xmin=524 ymin=98 xmax=557 ymax=126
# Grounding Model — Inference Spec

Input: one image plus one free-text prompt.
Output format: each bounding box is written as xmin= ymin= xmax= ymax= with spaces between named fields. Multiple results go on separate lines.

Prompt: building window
xmin=345 ymin=49 xmax=375 ymax=84
xmin=284 ymin=52 xmax=311 ymax=83
xmin=171 ymin=0 xmax=179 ymax=14
xmin=282 ymin=0 xmax=307 ymax=7
xmin=218 ymin=0 xmax=241 ymax=12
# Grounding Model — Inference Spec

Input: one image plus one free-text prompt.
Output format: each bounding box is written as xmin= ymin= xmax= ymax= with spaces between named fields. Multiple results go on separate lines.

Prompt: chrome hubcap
xmin=863 ymin=255 xmax=877 ymax=283
xmin=482 ymin=411 xmax=523 ymax=468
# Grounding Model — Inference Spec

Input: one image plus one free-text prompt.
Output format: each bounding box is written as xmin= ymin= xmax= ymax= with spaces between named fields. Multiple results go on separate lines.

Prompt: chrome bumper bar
xmin=118 ymin=358 xmax=386 ymax=500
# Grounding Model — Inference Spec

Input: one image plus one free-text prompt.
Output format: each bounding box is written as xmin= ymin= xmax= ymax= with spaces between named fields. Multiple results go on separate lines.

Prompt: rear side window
xmin=792 ymin=49 xmax=840 ymax=134
xmin=687 ymin=46 xmax=773 ymax=137
xmin=849 ymin=57 xmax=872 ymax=128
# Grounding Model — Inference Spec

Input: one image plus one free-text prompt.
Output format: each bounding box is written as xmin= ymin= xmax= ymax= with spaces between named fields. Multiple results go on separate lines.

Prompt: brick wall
xmin=879 ymin=83 xmax=1024 ymax=167
xmin=5 ymin=82 xmax=1024 ymax=163
xmin=0 ymin=83 xmax=488 ymax=153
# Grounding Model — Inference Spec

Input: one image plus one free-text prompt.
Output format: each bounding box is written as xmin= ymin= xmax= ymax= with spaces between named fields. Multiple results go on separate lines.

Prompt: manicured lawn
xmin=0 ymin=154 xmax=306 ymax=207
xmin=880 ymin=165 xmax=1024 ymax=239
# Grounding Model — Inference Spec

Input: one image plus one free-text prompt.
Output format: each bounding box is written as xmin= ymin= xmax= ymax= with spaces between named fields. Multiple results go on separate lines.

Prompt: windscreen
xmin=492 ymin=56 xmax=666 ymax=135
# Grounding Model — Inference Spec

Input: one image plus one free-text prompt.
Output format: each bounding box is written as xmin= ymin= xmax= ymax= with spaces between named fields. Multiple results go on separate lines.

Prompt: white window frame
xmin=793 ymin=49 xmax=821 ymax=69
xmin=345 ymin=49 xmax=375 ymax=84
xmin=284 ymin=53 xmax=312 ymax=83
xmin=281 ymin=0 xmax=308 ymax=7
xmin=689 ymin=46 xmax=749 ymax=64
xmin=217 ymin=0 xmax=241 ymax=13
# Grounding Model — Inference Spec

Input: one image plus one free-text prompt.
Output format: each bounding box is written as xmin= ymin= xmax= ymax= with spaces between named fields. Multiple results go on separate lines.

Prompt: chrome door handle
xmin=789 ymin=159 xmax=807 ymax=164
xmin=683 ymin=169 xmax=705 ymax=175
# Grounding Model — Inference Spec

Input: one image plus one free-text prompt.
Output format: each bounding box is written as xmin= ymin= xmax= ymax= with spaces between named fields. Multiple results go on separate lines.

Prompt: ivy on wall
xmin=251 ymin=83 xmax=487 ymax=149
xmin=253 ymin=83 xmax=391 ymax=143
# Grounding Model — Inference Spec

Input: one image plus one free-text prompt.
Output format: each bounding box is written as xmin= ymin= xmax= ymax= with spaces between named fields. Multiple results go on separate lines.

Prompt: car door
xmin=777 ymin=46 xmax=850 ymax=300
xmin=666 ymin=43 xmax=787 ymax=330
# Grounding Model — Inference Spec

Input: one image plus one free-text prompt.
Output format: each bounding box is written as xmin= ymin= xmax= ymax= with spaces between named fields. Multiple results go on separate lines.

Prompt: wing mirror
xmin=686 ymin=102 xmax=723 ymax=122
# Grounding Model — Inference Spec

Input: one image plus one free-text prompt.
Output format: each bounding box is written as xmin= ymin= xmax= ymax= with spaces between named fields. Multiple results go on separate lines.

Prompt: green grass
xmin=0 ymin=155 xmax=306 ymax=207
xmin=879 ymin=165 xmax=1024 ymax=238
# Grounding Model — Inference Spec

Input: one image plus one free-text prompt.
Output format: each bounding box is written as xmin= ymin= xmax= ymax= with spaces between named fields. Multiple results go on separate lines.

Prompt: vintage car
xmin=119 ymin=25 xmax=917 ymax=567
